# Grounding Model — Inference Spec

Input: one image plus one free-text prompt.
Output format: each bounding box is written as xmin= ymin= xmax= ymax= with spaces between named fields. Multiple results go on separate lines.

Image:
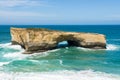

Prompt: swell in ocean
xmin=0 ymin=70 xmax=120 ymax=80
xmin=0 ymin=25 xmax=120 ymax=80
xmin=0 ymin=42 xmax=120 ymax=80
xmin=0 ymin=42 xmax=119 ymax=66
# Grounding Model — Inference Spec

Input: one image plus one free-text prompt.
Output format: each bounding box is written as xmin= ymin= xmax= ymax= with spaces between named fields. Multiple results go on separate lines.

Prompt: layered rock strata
xmin=11 ymin=27 xmax=106 ymax=54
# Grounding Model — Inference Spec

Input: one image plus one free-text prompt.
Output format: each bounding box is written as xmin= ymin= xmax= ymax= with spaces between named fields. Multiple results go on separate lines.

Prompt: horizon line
xmin=0 ymin=24 xmax=120 ymax=26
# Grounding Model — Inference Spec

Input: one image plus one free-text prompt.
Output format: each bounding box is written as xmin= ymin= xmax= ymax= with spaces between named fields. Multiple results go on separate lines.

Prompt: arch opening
xmin=57 ymin=40 xmax=80 ymax=48
xmin=57 ymin=41 xmax=69 ymax=48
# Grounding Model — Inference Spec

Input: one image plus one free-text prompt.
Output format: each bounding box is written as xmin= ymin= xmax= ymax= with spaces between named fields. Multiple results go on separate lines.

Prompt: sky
xmin=0 ymin=0 xmax=120 ymax=25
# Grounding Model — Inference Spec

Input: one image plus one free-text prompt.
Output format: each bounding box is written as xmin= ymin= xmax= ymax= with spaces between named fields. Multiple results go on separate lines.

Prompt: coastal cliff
xmin=10 ymin=27 xmax=106 ymax=54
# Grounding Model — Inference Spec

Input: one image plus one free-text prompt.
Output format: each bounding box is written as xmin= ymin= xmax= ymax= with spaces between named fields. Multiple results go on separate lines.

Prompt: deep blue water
xmin=0 ymin=25 xmax=120 ymax=80
xmin=1 ymin=25 xmax=120 ymax=43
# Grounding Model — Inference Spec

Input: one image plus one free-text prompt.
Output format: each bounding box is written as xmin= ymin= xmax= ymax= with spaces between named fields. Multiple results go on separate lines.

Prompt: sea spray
xmin=0 ymin=25 xmax=120 ymax=80
xmin=0 ymin=70 xmax=120 ymax=80
xmin=106 ymin=44 xmax=119 ymax=50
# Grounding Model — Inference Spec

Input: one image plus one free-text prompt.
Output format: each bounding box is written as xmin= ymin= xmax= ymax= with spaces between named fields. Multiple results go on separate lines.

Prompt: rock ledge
xmin=10 ymin=27 xmax=106 ymax=54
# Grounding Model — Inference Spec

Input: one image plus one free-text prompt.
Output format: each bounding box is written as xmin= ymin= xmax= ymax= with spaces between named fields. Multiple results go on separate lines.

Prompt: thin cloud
xmin=0 ymin=0 xmax=49 ymax=8
xmin=0 ymin=10 xmax=56 ymax=17
xmin=0 ymin=10 xmax=57 ymax=25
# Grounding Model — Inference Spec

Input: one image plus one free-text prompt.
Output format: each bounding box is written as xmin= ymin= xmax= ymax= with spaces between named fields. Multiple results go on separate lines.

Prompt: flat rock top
xmin=10 ymin=27 xmax=106 ymax=53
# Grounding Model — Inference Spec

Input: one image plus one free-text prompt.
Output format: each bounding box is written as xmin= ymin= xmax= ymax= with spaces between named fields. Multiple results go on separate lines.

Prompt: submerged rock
xmin=10 ymin=27 xmax=106 ymax=54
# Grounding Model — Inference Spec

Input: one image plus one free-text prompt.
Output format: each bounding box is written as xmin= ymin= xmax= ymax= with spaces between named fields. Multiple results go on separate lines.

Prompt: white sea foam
xmin=0 ymin=43 xmax=28 ymax=60
xmin=0 ymin=70 xmax=120 ymax=80
xmin=77 ymin=44 xmax=120 ymax=51
xmin=106 ymin=44 xmax=119 ymax=51
xmin=65 ymin=47 xmax=69 ymax=49
xmin=0 ymin=43 xmax=11 ymax=47
xmin=7 ymin=45 xmax=22 ymax=50
xmin=77 ymin=47 xmax=101 ymax=52
xmin=47 ymin=48 xmax=60 ymax=52
xmin=0 ymin=43 xmax=23 ymax=50
xmin=3 ymin=52 xmax=28 ymax=60
xmin=3 ymin=49 xmax=60 ymax=60
xmin=1 ymin=43 xmax=55 ymax=59
xmin=1 ymin=43 xmax=120 ymax=60
xmin=2 ymin=49 xmax=45 ymax=60
xmin=77 ymin=47 xmax=93 ymax=51
xmin=0 ymin=62 xmax=10 ymax=67
xmin=28 ymin=49 xmax=60 ymax=59
xmin=59 ymin=60 xmax=63 ymax=65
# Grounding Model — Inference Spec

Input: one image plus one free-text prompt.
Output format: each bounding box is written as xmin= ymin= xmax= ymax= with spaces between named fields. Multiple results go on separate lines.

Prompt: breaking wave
xmin=0 ymin=43 xmax=22 ymax=50
xmin=0 ymin=62 xmax=10 ymax=67
xmin=0 ymin=70 xmax=120 ymax=80
xmin=0 ymin=43 xmax=60 ymax=60
xmin=1 ymin=43 xmax=120 ymax=61
xmin=106 ymin=44 xmax=119 ymax=51
xmin=77 ymin=44 xmax=120 ymax=51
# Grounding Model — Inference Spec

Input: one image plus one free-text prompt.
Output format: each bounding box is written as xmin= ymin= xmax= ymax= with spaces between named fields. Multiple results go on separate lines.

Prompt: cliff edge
xmin=10 ymin=27 xmax=106 ymax=54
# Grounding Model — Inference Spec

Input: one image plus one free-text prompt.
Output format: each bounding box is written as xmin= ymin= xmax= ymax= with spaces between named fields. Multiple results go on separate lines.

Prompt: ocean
xmin=0 ymin=25 xmax=120 ymax=80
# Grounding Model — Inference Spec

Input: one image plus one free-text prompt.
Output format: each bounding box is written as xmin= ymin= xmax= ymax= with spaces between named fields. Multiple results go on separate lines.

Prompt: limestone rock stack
xmin=11 ymin=27 xmax=106 ymax=54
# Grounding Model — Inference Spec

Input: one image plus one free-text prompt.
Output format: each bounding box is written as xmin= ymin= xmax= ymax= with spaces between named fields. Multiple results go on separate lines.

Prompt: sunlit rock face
xmin=11 ymin=27 xmax=106 ymax=54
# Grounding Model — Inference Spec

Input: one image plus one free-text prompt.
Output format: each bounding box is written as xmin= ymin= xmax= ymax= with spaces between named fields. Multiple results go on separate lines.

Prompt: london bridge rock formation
xmin=11 ymin=27 xmax=106 ymax=54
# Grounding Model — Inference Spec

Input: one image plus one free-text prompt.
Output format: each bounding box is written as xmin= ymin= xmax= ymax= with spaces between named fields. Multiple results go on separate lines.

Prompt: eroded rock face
xmin=10 ymin=27 xmax=106 ymax=54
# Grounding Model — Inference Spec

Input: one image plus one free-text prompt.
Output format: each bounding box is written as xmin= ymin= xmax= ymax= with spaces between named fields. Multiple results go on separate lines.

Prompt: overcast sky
xmin=0 ymin=0 xmax=120 ymax=25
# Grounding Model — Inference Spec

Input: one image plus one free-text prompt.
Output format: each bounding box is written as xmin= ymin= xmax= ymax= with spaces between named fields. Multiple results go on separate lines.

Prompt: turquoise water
xmin=0 ymin=25 xmax=120 ymax=80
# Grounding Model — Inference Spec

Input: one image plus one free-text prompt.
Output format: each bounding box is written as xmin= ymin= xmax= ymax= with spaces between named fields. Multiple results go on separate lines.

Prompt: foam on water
xmin=0 ymin=43 xmax=11 ymax=47
xmin=77 ymin=44 xmax=119 ymax=51
xmin=77 ymin=47 xmax=94 ymax=51
xmin=106 ymin=44 xmax=119 ymax=51
xmin=2 ymin=50 xmax=58 ymax=62
xmin=1 ymin=42 xmax=119 ymax=54
xmin=0 ymin=43 xmax=27 ymax=59
xmin=27 ymin=49 xmax=60 ymax=59
xmin=0 ymin=62 xmax=10 ymax=67
xmin=2 ymin=50 xmax=52 ymax=60
xmin=0 ymin=70 xmax=119 ymax=80
xmin=0 ymin=43 xmax=22 ymax=50
xmin=3 ymin=52 xmax=28 ymax=59
xmin=0 ymin=43 xmax=59 ymax=60
xmin=59 ymin=60 xmax=63 ymax=65
xmin=1 ymin=43 xmax=118 ymax=61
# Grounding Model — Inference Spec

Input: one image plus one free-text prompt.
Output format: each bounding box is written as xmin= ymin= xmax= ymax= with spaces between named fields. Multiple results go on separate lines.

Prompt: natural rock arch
xmin=11 ymin=27 xmax=106 ymax=54
xmin=55 ymin=35 xmax=80 ymax=47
